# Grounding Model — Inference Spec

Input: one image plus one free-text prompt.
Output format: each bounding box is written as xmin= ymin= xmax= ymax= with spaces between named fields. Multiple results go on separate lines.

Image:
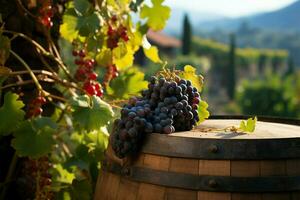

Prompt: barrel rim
xmin=141 ymin=115 xmax=300 ymax=160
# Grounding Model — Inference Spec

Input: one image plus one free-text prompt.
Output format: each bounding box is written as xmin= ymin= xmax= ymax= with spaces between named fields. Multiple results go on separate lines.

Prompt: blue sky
xmin=165 ymin=0 xmax=297 ymax=17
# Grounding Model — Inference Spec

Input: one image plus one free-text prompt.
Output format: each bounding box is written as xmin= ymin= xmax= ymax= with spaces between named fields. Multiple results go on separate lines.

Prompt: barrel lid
xmin=171 ymin=119 xmax=300 ymax=140
xmin=142 ymin=118 xmax=300 ymax=159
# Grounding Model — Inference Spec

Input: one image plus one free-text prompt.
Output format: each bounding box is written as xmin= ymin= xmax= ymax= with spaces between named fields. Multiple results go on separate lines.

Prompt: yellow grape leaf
xmin=140 ymin=0 xmax=171 ymax=31
xmin=197 ymin=100 xmax=210 ymax=124
xmin=179 ymin=65 xmax=204 ymax=92
xmin=114 ymin=46 xmax=134 ymax=69
xmin=239 ymin=117 xmax=257 ymax=133
xmin=143 ymin=46 xmax=162 ymax=63
xmin=113 ymin=42 xmax=128 ymax=59
xmin=96 ymin=48 xmax=112 ymax=67
xmin=129 ymin=30 xmax=143 ymax=52
xmin=60 ymin=14 xmax=79 ymax=42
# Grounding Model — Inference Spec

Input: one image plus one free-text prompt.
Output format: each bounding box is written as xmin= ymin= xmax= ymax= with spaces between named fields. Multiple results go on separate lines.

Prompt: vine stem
xmin=0 ymin=152 xmax=18 ymax=199
xmin=10 ymin=50 xmax=43 ymax=92
xmin=4 ymin=30 xmax=73 ymax=80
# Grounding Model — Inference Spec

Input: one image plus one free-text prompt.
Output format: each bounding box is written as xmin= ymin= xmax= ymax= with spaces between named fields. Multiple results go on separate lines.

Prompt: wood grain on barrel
xmin=198 ymin=160 xmax=231 ymax=200
xmin=166 ymin=158 xmax=198 ymax=200
xmin=137 ymin=154 xmax=170 ymax=200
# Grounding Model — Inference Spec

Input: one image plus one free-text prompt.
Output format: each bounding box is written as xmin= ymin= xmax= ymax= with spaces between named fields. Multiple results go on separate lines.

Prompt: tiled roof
xmin=147 ymin=30 xmax=182 ymax=48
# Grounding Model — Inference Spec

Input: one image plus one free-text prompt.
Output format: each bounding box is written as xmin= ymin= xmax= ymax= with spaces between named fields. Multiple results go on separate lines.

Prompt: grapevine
xmin=0 ymin=0 xmax=209 ymax=199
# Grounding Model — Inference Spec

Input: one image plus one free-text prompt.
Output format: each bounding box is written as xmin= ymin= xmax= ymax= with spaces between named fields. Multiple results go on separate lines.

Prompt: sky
xmin=165 ymin=0 xmax=297 ymax=17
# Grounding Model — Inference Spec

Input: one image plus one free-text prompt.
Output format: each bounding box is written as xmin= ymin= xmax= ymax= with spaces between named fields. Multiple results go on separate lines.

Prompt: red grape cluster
xmin=107 ymin=24 xmax=129 ymax=49
xmin=73 ymin=48 xmax=103 ymax=97
xmin=37 ymin=0 xmax=54 ymax=29
xmin=23 ymin=157 xmax=53 ymax=200
xmin=27 ymin=95 xmax=47 ymax=118
xmin=103 ymin=64 xmax=119 ymax=88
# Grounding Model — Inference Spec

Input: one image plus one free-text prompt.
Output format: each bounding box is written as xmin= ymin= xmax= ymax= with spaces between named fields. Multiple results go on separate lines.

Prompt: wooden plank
xmin=199 ymin=160 xmax=230 ymax=176
xmin=132 ymin=153 xmax=145 ymax=167
xmin=137 ymin=183 xmax=167 ymax=200
xmin=292 ymin=192 xmax=300 ymax=200
xmin=286 ymin=159 xmax=300 ymax=175
xmin=169 ymin=158 xmax=198 ymax=174
xmin=198 ymin=160 xmax=231 ymax=200
xmin=166 ymin=188 xmax=197 ymax=200
xmin=116 ymin=177 xmax=139 ymax=200
xmin=231 ymin=161 xmax=260 ymax=177
xmin=166 ymin=158 xmax=198 ymax=200
xmin=262 ymin=193 xmax=291 ymax=200
xmin=94 ymin=171 xmax=120 ymax=200
xmin=197 ymin=191 xmax=230 ymax=200
xmin=93 ymin=170 xmax=105 ymax=200
xmin=137 ymin=154 xmax=170 ymax=200
xmin=260 ymin=160 xmax=286 ymax=176
xmin=142 ymin=154 xmax=170 ymax=171
xmin=231 ymin=193 xmax=261 ymax=200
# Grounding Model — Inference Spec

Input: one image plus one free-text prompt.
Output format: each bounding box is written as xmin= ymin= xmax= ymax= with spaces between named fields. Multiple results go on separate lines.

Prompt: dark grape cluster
xmin=38 ymin=0 xmax=54 ymax=29
xmin=72 ymin=45 xmax=104 ymax=97
xmin=112 ymin=76 xmax=200 ymax=158
xmin=27 ymin=94 xmax=47 ymax=117
xmin=21 ymin=157 xmax=54 ymax=200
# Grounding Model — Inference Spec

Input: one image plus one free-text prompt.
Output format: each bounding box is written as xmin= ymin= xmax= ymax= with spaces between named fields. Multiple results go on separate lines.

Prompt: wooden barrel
xmin=95 ymin=117 xmax=300 ymax=200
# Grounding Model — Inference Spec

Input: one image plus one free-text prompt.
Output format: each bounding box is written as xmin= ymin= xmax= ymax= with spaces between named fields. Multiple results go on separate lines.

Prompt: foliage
xmin=0 ymin=0 xmax=176 ymax=199
xmin=0 ymin=0 xmax=213 ymax=199
xmin=0 ymin=92 xmax=25 ymax=136
xmin=192 ymin=36 xmax=288 ymax=68
xmin=237 ymin=73 xmax=300 ymax=118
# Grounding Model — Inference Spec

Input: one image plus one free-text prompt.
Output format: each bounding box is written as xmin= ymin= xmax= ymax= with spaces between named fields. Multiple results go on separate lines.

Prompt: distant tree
xmin=227 ymin=34 xmax=236 ymax=100
xmin=181 ymin=14 xmax=192 ymax=55
xmin=285 ymin=57 xmax=295 ymax=76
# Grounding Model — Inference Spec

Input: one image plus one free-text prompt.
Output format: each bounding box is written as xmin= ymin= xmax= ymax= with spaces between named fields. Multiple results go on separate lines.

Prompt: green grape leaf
xmin=12 ymin=117 xmax=56 ymax=158
xmin=0 ymin=34 xmax=11 ymax=66
xmin=197 ymin=100 xmax=210 ymax=124
xmin=179 ymin=65 xmax=204 ymax=92
xmin=71 ymin=95 xmax=114 ymax=131
xmin=107 ymin=67 xmax=148 ymax=99
xmin=140 ymin=0 xmax=170 ymax=31
xmin=60 ymin=2 xmax=100 ymax=41
xmin=53 ymin=164 xmax=75 ymax=184
xmin=77 ymin=13 xmax=101 ymax=36
xmin=239 ymin=117 xmax=257 ymax=133
xmin=0 ymin=92 xmax=25 ymax=136
xmin=96 ymin=48 xmax=112 ymax=67
xmin=74 ymin=0 xmax=91 ymax=15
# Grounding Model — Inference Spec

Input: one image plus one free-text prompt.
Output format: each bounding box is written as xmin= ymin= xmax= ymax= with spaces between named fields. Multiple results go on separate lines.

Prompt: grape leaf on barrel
xmin=239 ymin=117 xmax=257 ymax=133
xmin=0 ymin=92 xmax=25 ymax=136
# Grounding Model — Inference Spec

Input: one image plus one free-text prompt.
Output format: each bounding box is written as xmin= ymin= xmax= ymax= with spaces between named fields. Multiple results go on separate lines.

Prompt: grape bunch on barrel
xmin=112 ymin=70 xmax=202 ymax=158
